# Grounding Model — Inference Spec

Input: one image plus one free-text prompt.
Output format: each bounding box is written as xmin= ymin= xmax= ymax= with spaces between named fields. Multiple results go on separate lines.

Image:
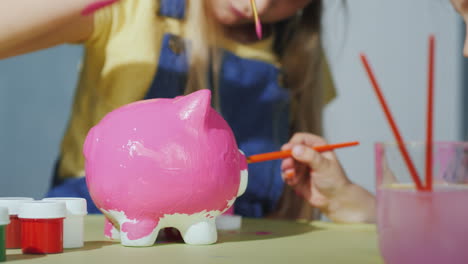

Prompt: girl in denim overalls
xmin=0 ymin=0 xmax=377 ymax=223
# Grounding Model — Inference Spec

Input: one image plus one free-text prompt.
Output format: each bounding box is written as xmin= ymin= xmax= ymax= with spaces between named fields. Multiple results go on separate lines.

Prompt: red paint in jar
xmin=6 ymin=215 xmax=21 ymax=249
xmin=0 ymin=198 xmax=33 ymax=249
xmin=18 ymin=201 xmax=66 ymax=254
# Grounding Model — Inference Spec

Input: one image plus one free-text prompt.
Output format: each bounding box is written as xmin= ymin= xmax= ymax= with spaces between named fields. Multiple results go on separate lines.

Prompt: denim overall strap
xmin=158 ymin=0 xmax=186 ymax=19
xmin=217 ymin=51 xmax=290 ymax=217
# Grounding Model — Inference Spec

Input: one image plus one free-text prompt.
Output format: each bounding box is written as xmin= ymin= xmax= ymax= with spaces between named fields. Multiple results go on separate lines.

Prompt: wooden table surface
xmin=5 ymin=215 xmax=383 ymax=264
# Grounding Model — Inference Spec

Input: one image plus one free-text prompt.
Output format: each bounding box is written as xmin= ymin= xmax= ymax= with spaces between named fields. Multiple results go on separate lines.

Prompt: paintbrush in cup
xmin=425 ymin=35 xmax=435 ymax=191
xmin=360 ymin=53 xmax=424 ymax=191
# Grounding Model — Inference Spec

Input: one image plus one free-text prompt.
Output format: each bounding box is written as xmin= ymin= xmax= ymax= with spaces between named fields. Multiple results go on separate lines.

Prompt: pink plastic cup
xmin=375 ymin=141 xmax=468 ymax=264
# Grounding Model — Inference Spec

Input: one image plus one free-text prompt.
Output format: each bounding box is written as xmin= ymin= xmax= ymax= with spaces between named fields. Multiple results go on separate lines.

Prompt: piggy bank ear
xmin=176 ymin=89 xmax=212 ymax=128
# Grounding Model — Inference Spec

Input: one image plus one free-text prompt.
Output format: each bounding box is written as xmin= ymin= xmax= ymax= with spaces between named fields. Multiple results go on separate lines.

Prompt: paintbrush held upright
xmin=250 ymin=0 xmax=262 ymax=39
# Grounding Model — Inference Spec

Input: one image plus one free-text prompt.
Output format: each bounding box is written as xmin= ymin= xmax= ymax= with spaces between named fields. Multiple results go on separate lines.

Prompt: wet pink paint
xmin=104 ymin=218 xmax=113 ymax=239
xmin=222 ymin=206 xmax=234 ymax=216
xmin=256 ymin=23 xmax=263 ymax=40
xmin=84 ymin=90 xmax=247 ymax=241
xmin=81 ymin=0 xmax=118 ymax=16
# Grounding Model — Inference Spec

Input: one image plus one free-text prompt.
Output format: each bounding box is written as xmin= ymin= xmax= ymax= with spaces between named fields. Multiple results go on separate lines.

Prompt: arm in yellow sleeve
xmin=0 ymin=0 xmax=120 ymax=59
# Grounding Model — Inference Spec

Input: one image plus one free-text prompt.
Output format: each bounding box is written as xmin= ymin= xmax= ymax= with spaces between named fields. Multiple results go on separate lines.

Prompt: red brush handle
xmin=247 ymin=141 xmax=359 ymax=163
xmin=425 ymin=35 xmax=435 ymax=191
xmin=360 ymin=54 xmax=424 ymax=191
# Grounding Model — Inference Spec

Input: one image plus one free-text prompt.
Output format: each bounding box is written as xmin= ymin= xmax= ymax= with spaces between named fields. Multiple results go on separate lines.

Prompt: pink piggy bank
xmin=83 ymin=89 xmax=248 ymax=246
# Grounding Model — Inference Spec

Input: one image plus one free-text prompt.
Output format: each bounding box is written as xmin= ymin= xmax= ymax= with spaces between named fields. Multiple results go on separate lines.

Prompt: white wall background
xmin=0 ymin=0 xmax=464 ymax=198
xmin=322 ymin=0 xmax=463 ymax=192
xmin=0 ymin=46 xmax=82 ymax=198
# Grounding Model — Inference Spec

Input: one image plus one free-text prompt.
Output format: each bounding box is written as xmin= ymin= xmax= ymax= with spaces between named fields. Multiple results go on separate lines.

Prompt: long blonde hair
xmin=183 ymin=0 xmax=325 ymax=220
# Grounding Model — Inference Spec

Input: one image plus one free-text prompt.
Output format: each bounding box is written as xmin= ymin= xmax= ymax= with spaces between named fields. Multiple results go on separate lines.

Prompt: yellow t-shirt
xmin=58 ymin=0 xmax=336 ymax=179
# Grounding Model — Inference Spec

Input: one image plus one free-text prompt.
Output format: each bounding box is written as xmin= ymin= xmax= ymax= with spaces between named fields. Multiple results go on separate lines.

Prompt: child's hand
xmin=281 ymin=133 xmax=350 ymax=208
xmin=281 ymin=133 xmax=376 ymax=223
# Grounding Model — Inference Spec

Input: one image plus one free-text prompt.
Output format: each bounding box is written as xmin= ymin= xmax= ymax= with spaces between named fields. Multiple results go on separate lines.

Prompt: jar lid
xmin=0 ymin=207 xmax=10 ymax=225
xmin=0 ymin=197 xmax=34 ymax=215
xmin=42 ymin=198 xmax=88 ymax=216
xmin=18 ymin=201 xmax=66 ymax=219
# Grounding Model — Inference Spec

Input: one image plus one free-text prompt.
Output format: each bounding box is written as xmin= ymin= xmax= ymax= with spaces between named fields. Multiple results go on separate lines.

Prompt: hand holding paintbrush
xmin=274 ymin=133 xmax=376 ymax=223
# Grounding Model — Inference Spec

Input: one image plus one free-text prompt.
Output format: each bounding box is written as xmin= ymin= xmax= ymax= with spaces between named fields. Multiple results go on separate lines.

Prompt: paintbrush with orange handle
xmin=246 ymin=141 xmax=360 ymax=164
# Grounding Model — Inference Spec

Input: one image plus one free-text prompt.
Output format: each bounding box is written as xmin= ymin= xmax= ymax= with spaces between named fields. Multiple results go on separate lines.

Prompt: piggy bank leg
xmin=180 ymin=218 xmax=217 ymax=245
xmin=104 ymin=217 xmax=120 ymax=241
xmin=120 ymin=219 xmax=160 ymax=247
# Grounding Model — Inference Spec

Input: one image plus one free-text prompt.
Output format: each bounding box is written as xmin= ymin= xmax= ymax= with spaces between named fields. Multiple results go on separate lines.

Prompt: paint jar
xmin=216 ymin=206 xmax=242 ymax=231
xmin=216 ymin=214 xmax=242 ymax=230
xmin=0 ymin=207 xmax=10 ymax=262
xmin=43 ymin=198 xmax=87 ymax=248
xmin=0 ymin=198 xmax=34 ymax=249
xmin=18 ymin=201 xmax=66 ymax=254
